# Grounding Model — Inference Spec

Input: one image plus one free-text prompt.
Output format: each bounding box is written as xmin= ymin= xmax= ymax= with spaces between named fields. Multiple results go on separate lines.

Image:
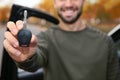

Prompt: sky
xmin=89 ymin=0 xmax=97 ymax=4
xmin=13 ymin=0 xmax=43 ymax=7
xmin=0 ymin=0 xmax=97 ymax=7
xmin=0 ymin=0 xmax=43 ymax=7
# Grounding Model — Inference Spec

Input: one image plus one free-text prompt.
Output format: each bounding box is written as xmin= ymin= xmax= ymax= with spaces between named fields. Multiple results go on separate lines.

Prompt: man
xmin=3 ymin=0 xmax=119 ymax=80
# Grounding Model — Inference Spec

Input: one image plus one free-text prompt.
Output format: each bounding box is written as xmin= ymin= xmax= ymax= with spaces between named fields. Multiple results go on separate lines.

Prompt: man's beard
xmin=58 ymin=8 xmax=83 ymax=24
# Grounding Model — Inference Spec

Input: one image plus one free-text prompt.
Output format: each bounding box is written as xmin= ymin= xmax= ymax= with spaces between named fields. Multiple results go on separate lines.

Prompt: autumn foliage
xmin=38 ymin=0 xmax=120 ymax=22
xmin=0 ymin=0 xmax=120 ymax=23
xmin=0 ymin=6 xmax=10 ymax=23
xmin=82 ymin=0 xmax=120 ymax=21
xmin=37 ymin=0 xmax=58 ymax=18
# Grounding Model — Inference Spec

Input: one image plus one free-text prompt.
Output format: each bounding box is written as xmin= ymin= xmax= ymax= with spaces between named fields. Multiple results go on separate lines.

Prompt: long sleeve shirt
xmin=17 ymin=26 xmax=119 ymax=80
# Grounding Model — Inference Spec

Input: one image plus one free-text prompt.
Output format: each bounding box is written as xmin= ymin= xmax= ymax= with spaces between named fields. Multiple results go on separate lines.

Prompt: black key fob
xmin=17 ymin=10 xmax=32 ymax=47
xmin=17 ymin=29 xmax=32 ymax=47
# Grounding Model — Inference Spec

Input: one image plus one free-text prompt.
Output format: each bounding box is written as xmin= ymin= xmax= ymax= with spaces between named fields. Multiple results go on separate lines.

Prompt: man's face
xmin=54 ymin=0 xmax=85 ymax=24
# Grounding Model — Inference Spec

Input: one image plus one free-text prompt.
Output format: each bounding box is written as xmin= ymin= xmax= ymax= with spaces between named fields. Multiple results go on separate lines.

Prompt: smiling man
xmin=4 ymin=0 xmax=119 ymax=80
xmin=56 ymin=0 xmax=83 ymax=24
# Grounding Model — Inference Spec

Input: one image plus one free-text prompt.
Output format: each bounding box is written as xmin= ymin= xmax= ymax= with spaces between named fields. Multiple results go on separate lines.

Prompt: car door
xmin=0 ymin=4 xmax=59 ymax=80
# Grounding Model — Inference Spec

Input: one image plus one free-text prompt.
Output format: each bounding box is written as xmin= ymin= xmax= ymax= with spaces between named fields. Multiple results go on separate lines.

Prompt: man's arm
xmin=16 ymin=31 xmax=48 ymax=72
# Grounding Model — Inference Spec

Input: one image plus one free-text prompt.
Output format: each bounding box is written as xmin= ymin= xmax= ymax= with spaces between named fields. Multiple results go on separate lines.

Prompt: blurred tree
xmin=0 ymin=6 xmax=10 ymax=23
xmin=82 ymin=0 xmax=120 ymax=22
xmin=37 ymin=0 xmax=58 ymax=18
xmin=107 ymin=2 xmax=120 ymax=20
xmin=0 ymin=0 xmax=119 ymax=24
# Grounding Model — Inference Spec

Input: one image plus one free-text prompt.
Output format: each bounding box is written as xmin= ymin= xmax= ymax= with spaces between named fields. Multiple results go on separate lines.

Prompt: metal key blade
xmin=23 ymin=10 xmax=27 ymax=29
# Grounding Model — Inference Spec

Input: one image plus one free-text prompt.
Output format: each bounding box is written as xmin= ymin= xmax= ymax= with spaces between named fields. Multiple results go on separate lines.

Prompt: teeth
xmin=64 ymin=10 xmax=74 ymax=16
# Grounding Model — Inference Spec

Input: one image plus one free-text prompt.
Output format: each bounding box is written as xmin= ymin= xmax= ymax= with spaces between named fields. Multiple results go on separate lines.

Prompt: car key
xmin=17 ymin=10 xmax=32 ymax=47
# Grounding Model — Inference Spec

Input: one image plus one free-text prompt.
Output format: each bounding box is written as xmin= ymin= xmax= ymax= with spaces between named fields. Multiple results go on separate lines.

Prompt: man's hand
xmin=3 ymin=20 xmax=38 ymax=62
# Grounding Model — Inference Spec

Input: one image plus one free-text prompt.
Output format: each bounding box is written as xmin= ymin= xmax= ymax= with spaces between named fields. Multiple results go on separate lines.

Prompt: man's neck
xmin=59 ymin=19 xmax=86 ymax=32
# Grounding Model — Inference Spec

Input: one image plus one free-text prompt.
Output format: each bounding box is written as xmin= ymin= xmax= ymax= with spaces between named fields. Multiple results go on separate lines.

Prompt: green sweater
xmin=18 ymin=26 xmax=119 ymax=80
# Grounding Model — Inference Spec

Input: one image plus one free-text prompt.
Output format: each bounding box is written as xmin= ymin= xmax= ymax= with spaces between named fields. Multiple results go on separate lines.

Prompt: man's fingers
xmin=7 ymin=21 xmax=18 ymax=35
xmin=7 ymin=20 xmax=24 ymax=36
xmin=16 ymin=20 xmax=24 ymax=30
xmin=4 ymin=31 xmax=19 ymax=48
xmin=3 ymin=39 xmax=26 ymax=62
xmin=3 ymin=39 xmax=21 ymax=57
xmin=5 ymin=21 xmax=37 ymax=62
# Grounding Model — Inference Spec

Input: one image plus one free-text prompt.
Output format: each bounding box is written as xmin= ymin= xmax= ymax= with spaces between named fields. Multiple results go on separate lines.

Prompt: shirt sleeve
xmin=107 ymin=37 xmax=119 ymax=80
xmin=16 ymin=31 xmax=48 ymax=72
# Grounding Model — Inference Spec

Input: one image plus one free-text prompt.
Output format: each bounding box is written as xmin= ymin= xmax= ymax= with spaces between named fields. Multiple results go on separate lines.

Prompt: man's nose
xmin=65 ymin=0 xmax=73 ymax=7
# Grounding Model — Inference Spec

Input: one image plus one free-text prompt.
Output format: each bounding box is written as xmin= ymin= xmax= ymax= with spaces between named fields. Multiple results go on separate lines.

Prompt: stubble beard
xmin=58 ymin=7 xmax=83 ymax=24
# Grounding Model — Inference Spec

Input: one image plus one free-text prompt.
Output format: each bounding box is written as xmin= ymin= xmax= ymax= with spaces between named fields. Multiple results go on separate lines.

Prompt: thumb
xmin=30 ymin=34 xmax=38 ymax=47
